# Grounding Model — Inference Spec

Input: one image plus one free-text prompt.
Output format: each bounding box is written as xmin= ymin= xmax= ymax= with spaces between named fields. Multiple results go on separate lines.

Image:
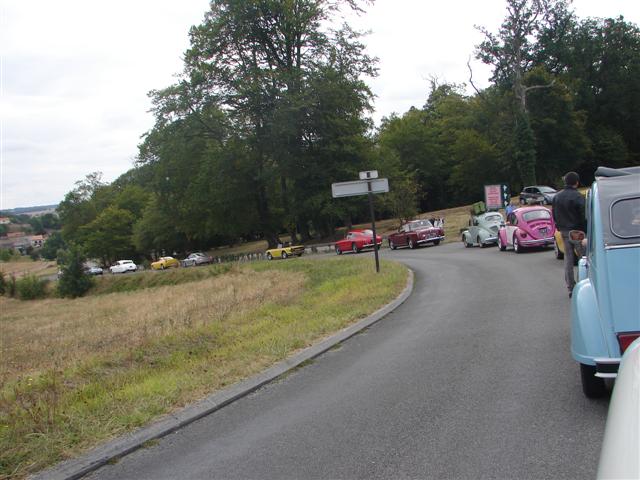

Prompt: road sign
xmin=359 ymin=170 xmax=378 ymax=180
xmin=331 ymin=178 xmax=389 ymax=198
xmin=484 ymin=184 xmax=510 ymax=210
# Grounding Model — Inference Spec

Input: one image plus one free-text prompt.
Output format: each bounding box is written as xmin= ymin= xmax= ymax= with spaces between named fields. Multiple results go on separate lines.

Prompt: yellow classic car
xmin=553 ymin=229 xmax=583 ymax=263
xmin=265 ymin=244 xmax=305 ymax=260
xmin=151 ymin=256 xmax=180 ymax=270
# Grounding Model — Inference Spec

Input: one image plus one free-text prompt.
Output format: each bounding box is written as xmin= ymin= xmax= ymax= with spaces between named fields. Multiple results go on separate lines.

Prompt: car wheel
xmin=267 ymin=252 xmax=273 ymax=260
xmin=351 ymin=243 xmax=359 ymax=254
xmin=335 ymin=246 xmax=342 ymax=255
xmin=554 ymin=241 xmax=564 ymax=260
xmin=580 ymin=364 xmax=607 ymax=398
xmin=282 ymin=251 xmax=288 ymax=259
xmin=513 ymin=236 xmax=521 ymax=253
xmin=477 ymin=236 xmax=485 ymax=248
xmin=389 ymin=239 xmax=396 ymax=250
xmin=433 ymin=239 xmax=440 ymax=246
xmin=408 ymin=238 xmax=415 ymax=249
xmin=498 ymin=234 xmax=506 ymax=251
xmin=519 ymin=197 xmax=525 ymax=205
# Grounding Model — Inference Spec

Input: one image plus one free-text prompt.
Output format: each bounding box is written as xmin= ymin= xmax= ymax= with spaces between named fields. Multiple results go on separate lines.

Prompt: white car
xmin=181 ymin=252 xmax=213 ymax=267
xmin=109 ymin=260 xmax=137 ymax=274
xmin=597 ymin=337 xmax=640 ymax=479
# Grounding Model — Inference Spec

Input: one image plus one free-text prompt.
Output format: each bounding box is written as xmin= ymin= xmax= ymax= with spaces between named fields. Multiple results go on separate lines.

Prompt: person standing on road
xmin=552 ymin=171 xmax=586 ymax=298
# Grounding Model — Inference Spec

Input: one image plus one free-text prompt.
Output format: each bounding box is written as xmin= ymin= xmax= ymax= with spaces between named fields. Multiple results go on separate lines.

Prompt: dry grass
xmin=1 ymin=268 xmax=302 ymax=381
xmin=0 ymin=261 xmax=57 ymax=279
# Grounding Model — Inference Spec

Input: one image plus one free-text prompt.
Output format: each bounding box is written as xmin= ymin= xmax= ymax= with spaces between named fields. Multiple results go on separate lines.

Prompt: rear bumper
xmin=595 ymin=357 xmax=621 ymax=378
xmin=520 ymin=236 xmax=554 ymax=246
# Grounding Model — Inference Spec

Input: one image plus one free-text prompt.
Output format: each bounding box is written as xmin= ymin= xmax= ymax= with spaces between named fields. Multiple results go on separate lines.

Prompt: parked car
xmin=182 ymin=252 xmax=213 ymax=267
xmin=265 ymin=243 xmax=305 ymax=260
xmin=83 ymin=266 xmax=103 ymax=275
xmin=109 ymin=260 xmax=137 ymax=274
xmin=151 ymin=256 xmax=180 ymax=270
xmin=461 ymin=212 xmax=503 ymax=248
xmin=571 ymin=166 xmax=640 ymax=398
xmin=335 ymin=229 xmax=382 ymax=254
xmin=519 ymin=185 xmax=557 ymax=205
xmin=597 ymin=337 xmax=640 ymax=479
xmin=388 ymin=219 xmax=444 ymax=250
xmin=497 ymin=206 xmax=556 ymax=253
xmin=552 ymin=229 xmax=581 ymax=263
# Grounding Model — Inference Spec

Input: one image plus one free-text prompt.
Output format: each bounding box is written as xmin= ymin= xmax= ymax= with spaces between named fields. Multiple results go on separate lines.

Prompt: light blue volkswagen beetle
xmin=461 ymin=211 xmax=504 ymax=248
xmin=571 ymin=166 xmax=640 ymax=398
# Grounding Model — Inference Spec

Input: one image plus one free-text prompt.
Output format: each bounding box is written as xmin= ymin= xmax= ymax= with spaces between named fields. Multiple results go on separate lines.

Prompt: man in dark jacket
xmin=552 ymin=171 xmax=586 ymax=297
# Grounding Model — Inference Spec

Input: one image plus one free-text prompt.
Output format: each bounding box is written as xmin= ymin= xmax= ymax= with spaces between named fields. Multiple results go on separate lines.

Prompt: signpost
xmin=484 ymin=184 xmax=510 ymax=210
xmin=332 ymin=171 xmax=389 ymax=273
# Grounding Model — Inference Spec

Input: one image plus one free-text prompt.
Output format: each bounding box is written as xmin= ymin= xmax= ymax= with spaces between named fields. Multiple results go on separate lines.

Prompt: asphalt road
xmin=87 ymin=242 xmax=609 ymax=480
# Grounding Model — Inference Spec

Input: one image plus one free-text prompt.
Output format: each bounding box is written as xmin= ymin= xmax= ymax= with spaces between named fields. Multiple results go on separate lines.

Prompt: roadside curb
xmin=33 ymin=268 xmax=414 ymax=480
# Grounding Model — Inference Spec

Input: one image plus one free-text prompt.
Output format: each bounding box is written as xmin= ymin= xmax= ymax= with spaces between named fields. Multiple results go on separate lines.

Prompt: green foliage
xmin=0 ymin=248 xmax=12 ymax=262
xmin=57 ymin=245 xmax=93 ymax=298
xmin=0 ymin=271 xmax=5 ymax=295
xmin=15 ymin=275 xmax=48 ymax=300
xmin=80 ymin=206 xmax=136 ymax=265
xmin=40 ymin=232 xmax=66 ymax=260
xmin=0 ymin=224 xmax=8 ymax=236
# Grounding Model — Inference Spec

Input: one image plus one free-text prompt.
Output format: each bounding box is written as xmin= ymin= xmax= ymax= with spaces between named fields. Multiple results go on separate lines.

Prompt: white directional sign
xmin=359 ymin=170 xmax=378 ymax=180
xmin=331 ymin=178 xmax=389 ymax=198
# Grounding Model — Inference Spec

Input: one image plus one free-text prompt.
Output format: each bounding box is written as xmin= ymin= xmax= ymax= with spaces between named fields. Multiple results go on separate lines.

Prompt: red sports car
xmin=388 ymin=219 xmax=445 ymax=250
xmin=335 ymin=229 xmax=383 ymax=254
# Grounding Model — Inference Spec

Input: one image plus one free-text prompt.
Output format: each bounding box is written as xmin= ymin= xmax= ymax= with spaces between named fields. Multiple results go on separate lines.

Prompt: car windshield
xmin=522 ymin=210 xmax=551 ymax=222
xmin=538 ymin=186 xmax=556 ymax=193
xmin=362 ymin=229 xmax=373 ymax=235
xmin=409 ymin=220 xmax=433 ymax=229
xmin=611 ymin=197 xmax=640 ymax=239
xmin=484 ymin=214 xmax=502 ymax=222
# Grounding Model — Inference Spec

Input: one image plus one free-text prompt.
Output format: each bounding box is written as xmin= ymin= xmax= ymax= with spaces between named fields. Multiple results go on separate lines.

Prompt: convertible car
xmin=266 ymin=244 xmax=305 ymax=260
xmin=335 ymin=229 xmax=382 ymax=254
xmin=498 ymin=206 xmax=556 ymax=253
xmin=388 ymin=219 xmax=444 ymax=250
xmin=461 ymin=211 xmax=503 ymax=248
xmin=571 ymin=166 xmax=640 ymax=398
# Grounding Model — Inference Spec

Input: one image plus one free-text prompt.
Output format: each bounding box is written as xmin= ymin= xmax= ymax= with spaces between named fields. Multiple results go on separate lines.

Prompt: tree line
xmin=53 ymin=0 xmax=639 ymax=264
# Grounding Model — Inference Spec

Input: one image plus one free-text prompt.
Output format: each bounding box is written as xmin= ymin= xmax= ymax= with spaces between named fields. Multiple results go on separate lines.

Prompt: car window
xmin=523 ymin=210 xmax=551 ymax=222
xmin=539 ymin=186 xmax=556 ymax=193
xmin=485 ymin=214 xmax=502 ymax=222
xmin=611 ymin=197 xmax=640 ymax=239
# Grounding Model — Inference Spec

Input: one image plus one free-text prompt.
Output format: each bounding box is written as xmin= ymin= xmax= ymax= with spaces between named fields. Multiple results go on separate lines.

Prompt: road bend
xmin=88 ymin=243 xmax=608 ymax=480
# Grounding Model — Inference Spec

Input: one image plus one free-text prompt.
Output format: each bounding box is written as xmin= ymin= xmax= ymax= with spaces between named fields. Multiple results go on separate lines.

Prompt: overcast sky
xmin=2 ymin=0 xmax=639 ymax=209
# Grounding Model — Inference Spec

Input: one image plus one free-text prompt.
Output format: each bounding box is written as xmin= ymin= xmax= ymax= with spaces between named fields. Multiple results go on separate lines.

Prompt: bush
xmin=15 ymin=275 xmax=48 ymax=300
xmin=7 ymin=274 xmax=17 ymax=297
xmin=57 ymin=245 xmax=93 ymax=298
xmin=0 ymin=271 xmax=5 ymax=295
xmin=0 ymin=248 xmax=13 ymax=262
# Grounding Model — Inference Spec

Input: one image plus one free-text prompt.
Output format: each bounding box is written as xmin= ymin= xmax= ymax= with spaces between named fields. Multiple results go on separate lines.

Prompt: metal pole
xmin=367 ymin=181 xmax=380 ymax=273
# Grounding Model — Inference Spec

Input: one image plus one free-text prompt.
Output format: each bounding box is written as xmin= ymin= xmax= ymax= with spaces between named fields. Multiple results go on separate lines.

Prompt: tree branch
xmin=467 ymin=57 xmax=488 ymax=101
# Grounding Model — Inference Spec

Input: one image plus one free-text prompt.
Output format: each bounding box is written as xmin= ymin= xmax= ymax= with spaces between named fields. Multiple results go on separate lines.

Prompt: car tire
xmin=554 ymin=241 xmax=564 ymax=260
xmin=519 ymin=197 xmax=525 ymax=205
xmin=433 ymin=239 xmax=440 ymax=246
xmin=498 ymin=235 xmax=506 ymax=251
xmin=351 ymin=243 xmax=358 ymax=254
xmin=335 ymin=246 xmax=342 ymax=255
xmin=267 ymin=252 xmax=273 ymax=260
xmin=408 ymin=238 xmax=415 ymax=249
xmin=580 ymin=364 xmax=607 ymax=398
xmin=389 ymin=239 xmax=396 ymax=250
xmin=478 ymin=236 xmax=485 ymax=248
xmin=161 ymin=264 xmax=166 ymax=270
xmin=282 ymin=251 xmax=288 ymax=259
xmin=513 ymin=236 xmax=521 ymax=253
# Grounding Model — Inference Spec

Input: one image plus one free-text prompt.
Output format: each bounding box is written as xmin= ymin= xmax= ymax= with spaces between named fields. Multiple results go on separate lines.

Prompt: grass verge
xmin=0 ymin=257 xmax=407 ymax=479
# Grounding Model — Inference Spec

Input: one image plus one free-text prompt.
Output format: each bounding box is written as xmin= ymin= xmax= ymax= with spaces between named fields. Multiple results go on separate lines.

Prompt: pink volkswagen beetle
xmin=498 ymin=206 xmax=556 ymax=253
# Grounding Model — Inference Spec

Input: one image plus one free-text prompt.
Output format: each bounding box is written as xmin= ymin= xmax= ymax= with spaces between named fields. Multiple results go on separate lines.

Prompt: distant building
xmin=30 ymin=235 xmax=45 ymax=248
xmin=0 ymin=217 xmax=10 ymax=225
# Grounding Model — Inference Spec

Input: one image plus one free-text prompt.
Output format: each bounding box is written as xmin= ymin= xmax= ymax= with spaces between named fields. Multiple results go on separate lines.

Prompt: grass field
xmin=0 ymin=260 xmax=57 ymax=280
xmin=0 ymin=258 xmax=408 ymax=479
